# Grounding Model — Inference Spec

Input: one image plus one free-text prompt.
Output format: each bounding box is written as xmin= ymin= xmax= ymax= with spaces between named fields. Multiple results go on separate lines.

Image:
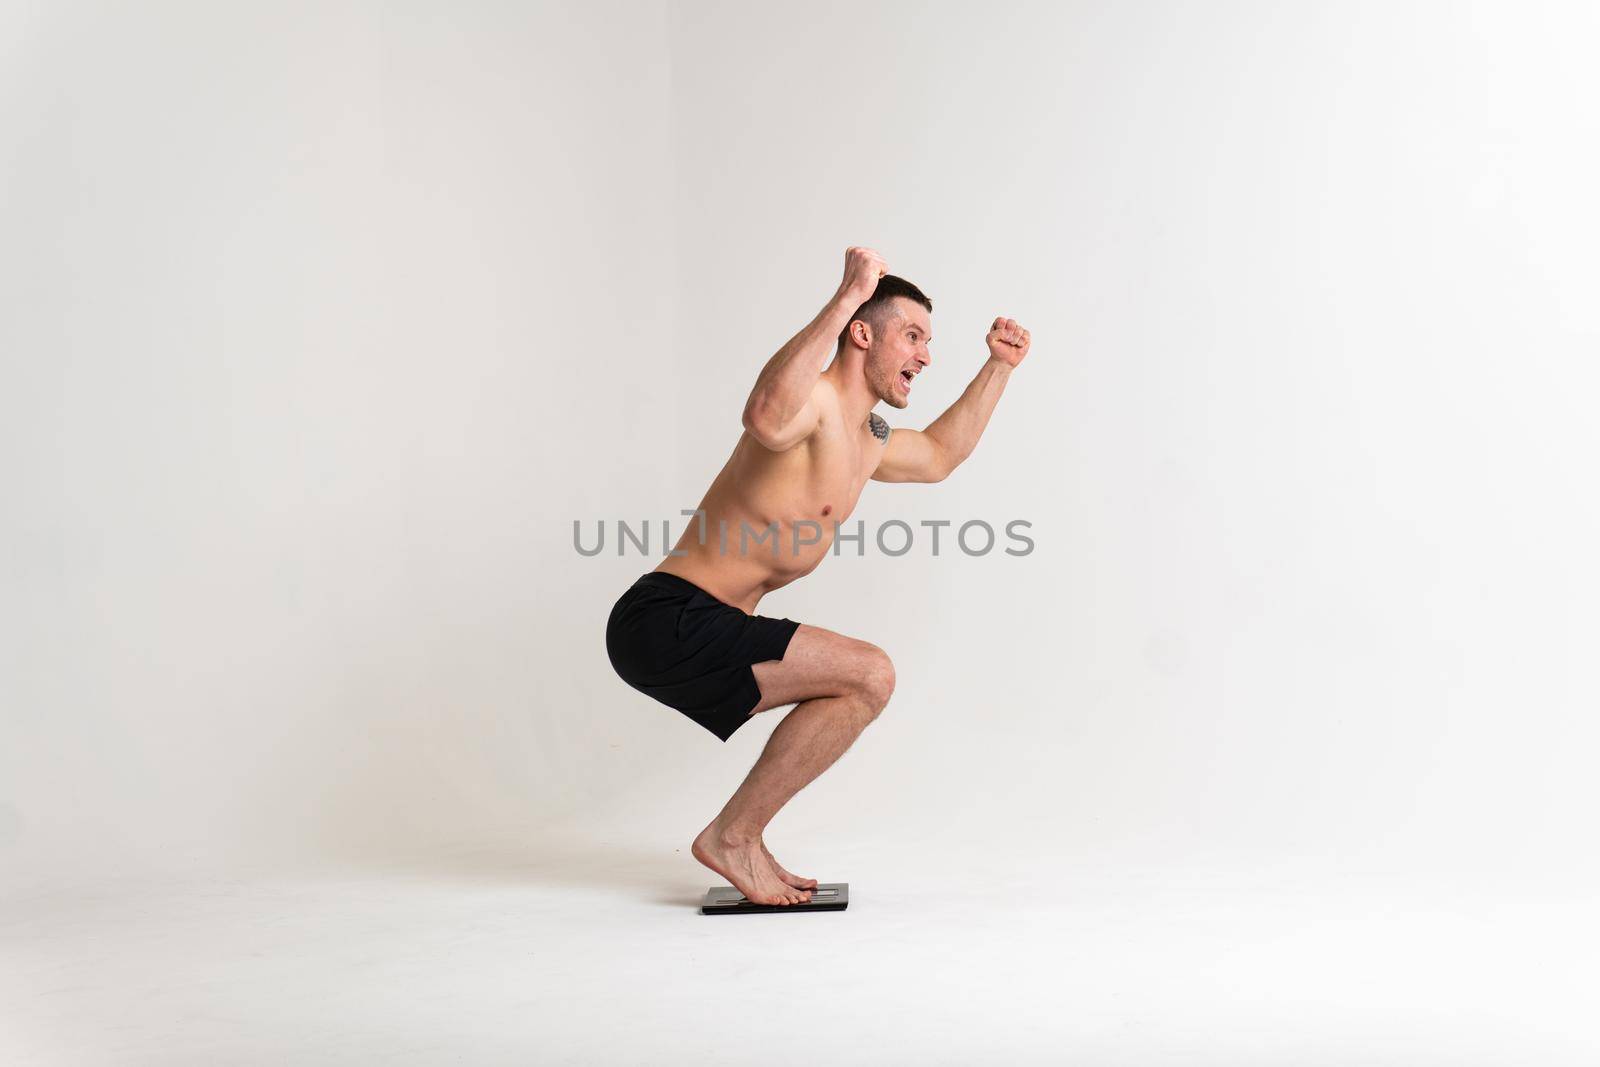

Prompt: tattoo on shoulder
xmin=868 ymin=411 xmax=890 ymax=444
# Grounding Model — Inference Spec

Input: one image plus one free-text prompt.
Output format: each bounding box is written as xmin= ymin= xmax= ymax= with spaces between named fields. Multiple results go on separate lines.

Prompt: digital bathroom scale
xmin=700 ymin=882 xmax=849 ymax=915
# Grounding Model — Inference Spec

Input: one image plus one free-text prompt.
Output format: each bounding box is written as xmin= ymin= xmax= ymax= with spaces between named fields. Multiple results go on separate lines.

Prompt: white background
xmin=4 ymin=2 xmax=1598 ymax=1063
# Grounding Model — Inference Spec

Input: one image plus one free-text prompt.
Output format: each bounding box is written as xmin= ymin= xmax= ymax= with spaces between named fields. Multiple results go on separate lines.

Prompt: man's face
xmin=863 ymin=297 xmax=933 ymax=410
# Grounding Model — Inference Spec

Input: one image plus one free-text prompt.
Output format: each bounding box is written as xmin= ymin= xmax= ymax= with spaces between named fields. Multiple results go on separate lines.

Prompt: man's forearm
xmin=924 ymin=358 xmax=1014 ymax=474
xmin=743 ymin=287 xmax=857 ymax=429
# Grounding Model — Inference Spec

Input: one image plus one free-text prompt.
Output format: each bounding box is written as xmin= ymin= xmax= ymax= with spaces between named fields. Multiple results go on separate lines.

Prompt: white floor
xmin=4 ymin=823 xmax=1596 ymax=1065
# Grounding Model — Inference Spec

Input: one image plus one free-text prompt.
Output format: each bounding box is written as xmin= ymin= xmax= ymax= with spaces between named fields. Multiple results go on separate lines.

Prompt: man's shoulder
xmin=867 ymin=411 xmax=890 ymax=444
xmin=809 ymin=375 xmax=842 ymax=406
xmin=800 ymin=377 xmax=844 ymax=430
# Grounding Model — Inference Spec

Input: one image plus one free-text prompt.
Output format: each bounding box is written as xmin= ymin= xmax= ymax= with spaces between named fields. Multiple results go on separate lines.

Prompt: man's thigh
xmin=749 ymin=623 xmax=887 ymax=715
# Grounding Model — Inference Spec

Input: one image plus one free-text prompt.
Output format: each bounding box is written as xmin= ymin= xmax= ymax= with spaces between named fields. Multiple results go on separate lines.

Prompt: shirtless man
xmin=605 ymin=246 xmax=1031 ymax=905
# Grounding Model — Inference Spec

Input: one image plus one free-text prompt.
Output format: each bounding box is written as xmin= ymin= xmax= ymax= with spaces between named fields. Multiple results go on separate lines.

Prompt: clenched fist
xmin=840 ymin=246 xmax=887 ymax=303
xmin=986 ymin=317 xmax=1031 ymax=367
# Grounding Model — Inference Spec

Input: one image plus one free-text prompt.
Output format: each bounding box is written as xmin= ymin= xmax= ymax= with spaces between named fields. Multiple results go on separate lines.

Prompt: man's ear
xmin=849 ymin=319 xmax=872 ymax=350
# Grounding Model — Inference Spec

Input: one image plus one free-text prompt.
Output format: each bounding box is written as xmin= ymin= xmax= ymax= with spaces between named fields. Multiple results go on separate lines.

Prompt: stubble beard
xmin=875 ymin=370 xmax=909 ymax=410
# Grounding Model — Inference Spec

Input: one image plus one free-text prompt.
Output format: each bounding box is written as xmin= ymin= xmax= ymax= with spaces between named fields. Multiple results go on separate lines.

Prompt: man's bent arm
xmin=927 ymin=356 xmax=1015 ymax=472
xmin=889 ymin=317 xmax=1031 ymax=482
xmin=876 ymin=357 xmax=1014 ymax=482
xmin=743 ymin=247 xmax=886 ymax=451
xmin=740 ymin=287 xmax=856 ymax=451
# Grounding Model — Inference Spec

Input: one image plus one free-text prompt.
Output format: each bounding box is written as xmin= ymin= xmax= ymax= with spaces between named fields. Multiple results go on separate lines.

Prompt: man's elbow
xmin=742 ymin=406 xmax=791 ymax=452
xmin=911 ymin=453 xmax=955 ymax=483
xmin=741 ymin=398 xmax=772 ymax=440
xmin=925 ymin=438 xmax=959 ymax=482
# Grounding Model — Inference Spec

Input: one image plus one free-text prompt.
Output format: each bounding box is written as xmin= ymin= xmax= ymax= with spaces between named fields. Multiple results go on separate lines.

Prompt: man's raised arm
xmin=873 ymin=316 xmax=1032 ymax=483
xmin=742 ymin=246 xmax=886 ymax=452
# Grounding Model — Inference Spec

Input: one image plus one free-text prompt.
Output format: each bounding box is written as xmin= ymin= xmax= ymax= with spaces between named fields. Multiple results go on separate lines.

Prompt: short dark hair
xmin=837 ymin=275 xmax=933 ymax=349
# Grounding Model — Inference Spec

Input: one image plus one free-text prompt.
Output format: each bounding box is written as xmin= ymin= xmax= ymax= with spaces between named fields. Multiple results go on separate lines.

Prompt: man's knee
xmin=856 ymin=645 xmax=895 ymax=713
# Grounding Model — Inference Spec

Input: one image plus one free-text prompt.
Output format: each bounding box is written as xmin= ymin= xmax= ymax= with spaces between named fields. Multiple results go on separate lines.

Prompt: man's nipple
xmin=821 ymin=505 xmax=832 ymax=517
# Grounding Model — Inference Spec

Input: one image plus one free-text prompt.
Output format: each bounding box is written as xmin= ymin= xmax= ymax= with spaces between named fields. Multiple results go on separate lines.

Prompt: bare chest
xmin=802 ymin=423 xmax=879 ymax=524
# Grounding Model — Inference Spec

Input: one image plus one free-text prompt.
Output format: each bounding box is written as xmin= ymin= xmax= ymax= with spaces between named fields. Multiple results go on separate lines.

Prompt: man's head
xmin=836 ymin=275 xmax=933 ymax=410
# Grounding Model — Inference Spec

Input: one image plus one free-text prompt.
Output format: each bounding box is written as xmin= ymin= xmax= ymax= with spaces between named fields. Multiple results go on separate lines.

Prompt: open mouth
xmin=899 ymin=369 xmax=915 ymax=392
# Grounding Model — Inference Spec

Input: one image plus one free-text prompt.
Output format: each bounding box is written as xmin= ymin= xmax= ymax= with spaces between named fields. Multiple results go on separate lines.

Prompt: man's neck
xmin=822 ymin=354 xmax=881 ymax=430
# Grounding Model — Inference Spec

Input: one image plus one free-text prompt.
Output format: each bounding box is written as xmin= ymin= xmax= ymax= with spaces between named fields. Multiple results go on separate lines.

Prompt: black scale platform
xmin=700 ymin=882 xmax=849 ymax=915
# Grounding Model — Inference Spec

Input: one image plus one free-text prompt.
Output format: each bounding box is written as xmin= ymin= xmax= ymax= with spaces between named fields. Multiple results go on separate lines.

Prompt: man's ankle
xmin=709 ymin=819 xmax=761 ymax=847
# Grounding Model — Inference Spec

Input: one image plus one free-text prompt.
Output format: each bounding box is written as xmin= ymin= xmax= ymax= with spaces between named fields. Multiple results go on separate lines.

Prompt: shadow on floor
xmin=318 ymin=832 xmax=711 ymax=908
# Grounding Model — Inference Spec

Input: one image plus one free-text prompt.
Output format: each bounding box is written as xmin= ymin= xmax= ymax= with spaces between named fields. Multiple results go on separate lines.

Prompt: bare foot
xmin=692 ymin=823 xmax=812 ymax=905
xmin=761 ymin=839 xmax=819 ymax=890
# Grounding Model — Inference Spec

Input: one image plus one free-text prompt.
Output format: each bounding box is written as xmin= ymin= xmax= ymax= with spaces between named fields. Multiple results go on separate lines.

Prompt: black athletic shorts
xmin=605 ymin=571 xmax=801 ymax=742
